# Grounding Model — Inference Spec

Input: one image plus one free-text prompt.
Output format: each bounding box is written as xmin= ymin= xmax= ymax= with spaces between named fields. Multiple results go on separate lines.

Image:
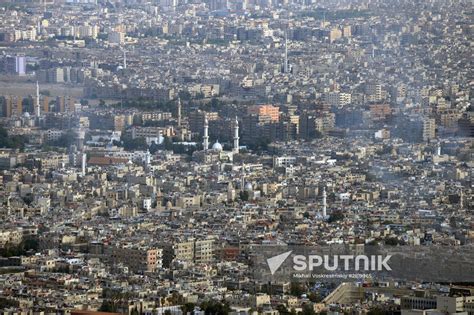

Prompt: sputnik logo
xmin=266 ymin=250 xmax=293 ymax=275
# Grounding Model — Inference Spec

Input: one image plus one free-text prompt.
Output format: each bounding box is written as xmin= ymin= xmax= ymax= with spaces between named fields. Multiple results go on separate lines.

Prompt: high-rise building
xmin=108 ymin=31 xmax=125 ymax=45
xmin=247 ymin=105 xmax=280 ymax=122
xmin=43 ymin=96 xmax=49 ymax=113
xmin=329 ymin=27 xmax=342 ymax=43
xmin=423 ymin=118 xmax=436 ymax=141
xmin=4 ymin=55 xmax=26 ymax=76
xmin=16 ymin=97 xmax=23 ymax=116
xmin=3 ymin=96 xmax=13 ymax=117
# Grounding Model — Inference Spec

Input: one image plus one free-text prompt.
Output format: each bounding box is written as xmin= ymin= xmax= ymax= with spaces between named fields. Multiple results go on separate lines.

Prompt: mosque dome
xmin=244 ymin=182 xmax=253 ymax=191
xmin=212 ymin=140 xmax=223 ymax=152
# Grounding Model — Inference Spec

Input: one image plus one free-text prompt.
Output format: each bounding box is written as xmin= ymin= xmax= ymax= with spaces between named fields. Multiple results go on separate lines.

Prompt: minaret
xmin=123 ymin=49 xmax=127 ymax=69
xmin=203 ymin=116 xmax=209 ymax=151
xmin=233 ymin=116 xmax=239 ymax=153
xmin=322 ymin=187 xmax=327 ymax=217
xmin=241 ymin=163 xmax=245 ymax=189
xmin=284 ymin=31 xmax=289 ymax=73
xmin=81 ymin=153 xmax=87 ymax=176
xmin=35 ymin=81 xmax=41 ymax=117
xmin=177 ymin=97 xmax=182 ymax=127
xmin=77 ymin=127 xmax=85 ymax=151
xmin=145 ymin=150 xmax=151 ymax=171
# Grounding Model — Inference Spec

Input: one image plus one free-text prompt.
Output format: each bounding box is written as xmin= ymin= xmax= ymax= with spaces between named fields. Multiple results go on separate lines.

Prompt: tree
xmin=200 ymin=300 xmax=231 ymax=315
xmin=240 ymin=191 xmax=250 ymax=201
xmin=300 ymin=304 xmax=316 ymax=315
xmin=449 ymin=217 xmax=457 ymax=228
xmin=0 ymin=237 xmax=39 ymax=257
xmin=98 ymin=300 xmax=118 ymax=312
xmin=290 ymin=282 xmax=304 ymax=297
xmin=149 ymin=141 xmax=160 ymax=154
xmin=367 ymin=306 xmax=388 ymax=315
xmin=181 ymin=303 xmax=196 ymax=315
xmin=178 ymin=90 xmax=192 ymax=101
xmin=384 ymin=237 xmax=400 ymax=246
xmin=328 ymin=211 xmax=344 ymax=223
xmin=121 ymin=133 xmax=148 ymax=151
xmin=276 ymin=304 xmax=290 ymax=315
xmin=0 ymin=125 xmax=28 ymax=150
xmin=162 ymin=136 xmax=174 ymax=150
xmin=308 ymin=292 xmax=322 ymax=303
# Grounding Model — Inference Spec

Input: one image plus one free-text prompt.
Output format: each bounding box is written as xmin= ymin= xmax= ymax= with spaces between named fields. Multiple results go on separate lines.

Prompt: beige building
xmin=107 ymin=245 xmax=162 ymax=273
xmin=423 ymin=118 xmax=436 ymax=141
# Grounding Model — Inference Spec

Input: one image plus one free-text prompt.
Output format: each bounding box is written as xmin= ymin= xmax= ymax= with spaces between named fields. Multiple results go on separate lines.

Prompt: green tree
xmin=290 ymin=282 xmax=304 ymax=297
xmin=98 ymin=300 xmax=118 ymax=312
xmin=328 ymin=211 xmax=344 ymax=223
xmin=367 ymin=306 xmax=388 ymax=315
xmin=121 ymin=133 xmax=148 ymax=151
xmin=200 ymin=300 xmax=231 ymax=315
xmin=276 ymin=304 xmax=290 ymax=315
xmin=239 ymin=191 xmax=250 ymax=201
xmin=300 ymin=304 xmax=316 ymax=315
xmin=181 ymin=302 xmax=196 ymax=315
xmin=384 ymin=237 xmax=400 ymax=246
xmin=178 ymin=91 xmax=192 ymax=101
xmin=0 ymin=125 xmax=28 ymax=150
xmin=308 ymin=292 xmax=322 ymax=303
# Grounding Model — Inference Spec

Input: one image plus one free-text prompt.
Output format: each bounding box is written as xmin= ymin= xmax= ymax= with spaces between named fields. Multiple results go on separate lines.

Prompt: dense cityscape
xmin=0 ymin=0 xmax=472 ymax=314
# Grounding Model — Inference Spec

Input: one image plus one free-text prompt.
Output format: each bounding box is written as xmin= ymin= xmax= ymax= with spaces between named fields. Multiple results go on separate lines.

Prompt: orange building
xmin=247 ymin=104 xmax=280 ymax=122
xmin=43 ymin=96 xmax=49 ymax=113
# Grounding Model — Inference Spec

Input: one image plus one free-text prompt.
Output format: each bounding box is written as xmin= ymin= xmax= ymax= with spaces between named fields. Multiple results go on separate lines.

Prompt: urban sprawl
xmin=0 ymin=0 xmax=473 ymax=314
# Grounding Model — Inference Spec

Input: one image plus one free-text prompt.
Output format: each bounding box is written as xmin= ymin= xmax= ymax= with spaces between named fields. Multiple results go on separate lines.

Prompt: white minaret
xmin=123 ymin=49 xmax=127 ymax=69
xmin=77 ymin=128 xmax=85 ymax=151
xmin=145 ymin=150 xmax=151 ymax=171
xmin=203 ymin=116 xmax=209 ymax=151
xmin=177 ymin=97 xmax=182 ymax=127
xmin=81 ymin=153 xmax=87 ymax=176
xmin=233 ymin=116 xmax=239 ymax=153
xmin=322 ymin=187 xmax=327 ymax=217
xmin=284 ymin=31 xmax=289 ymax=73
xmin=35 ymin=81 xmax=41 ymax=117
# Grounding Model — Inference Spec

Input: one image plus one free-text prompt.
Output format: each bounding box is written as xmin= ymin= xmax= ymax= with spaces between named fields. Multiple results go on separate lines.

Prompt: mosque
xmin=193 ymin=116 xmax=240 ymax=165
